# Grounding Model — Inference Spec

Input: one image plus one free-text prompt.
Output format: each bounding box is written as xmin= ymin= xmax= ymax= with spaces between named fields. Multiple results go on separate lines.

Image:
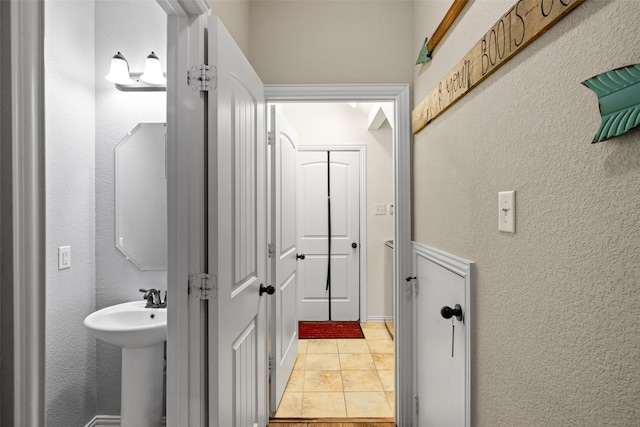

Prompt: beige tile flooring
xmin=274 ymin=322 xmax=395 ymax=419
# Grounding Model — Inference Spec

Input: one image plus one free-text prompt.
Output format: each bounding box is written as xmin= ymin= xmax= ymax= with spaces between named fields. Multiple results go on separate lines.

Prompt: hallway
xmin=273 ymin=323 xmax=395 ymax=419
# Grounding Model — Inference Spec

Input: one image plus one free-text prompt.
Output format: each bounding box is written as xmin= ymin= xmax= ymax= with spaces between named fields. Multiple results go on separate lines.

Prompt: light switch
xmin=498 ymin=191 xmax=515 ymax=233
xmin=387 ymin=203 xmax=394 ymax=215
xmin=374 ymin=203 xmax=386 ymax=215
xmin=58 ymin=246 xmax=71 ymax=270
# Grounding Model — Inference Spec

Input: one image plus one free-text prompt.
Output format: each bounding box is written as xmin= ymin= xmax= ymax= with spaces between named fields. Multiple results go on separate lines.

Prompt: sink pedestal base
xmin=121 ymin=342 xmax=164 ymax=427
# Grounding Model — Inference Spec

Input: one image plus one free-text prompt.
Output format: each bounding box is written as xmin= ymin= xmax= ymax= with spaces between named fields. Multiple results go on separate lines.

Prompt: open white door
xmin=268 ymin=106 xmax=299 ymax=413
xmin=206 ymin=17 xmax=268 ymax=427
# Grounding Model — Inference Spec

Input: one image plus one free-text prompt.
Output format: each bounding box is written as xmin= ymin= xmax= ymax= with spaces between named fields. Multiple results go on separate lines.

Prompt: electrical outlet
xmin=58 ymin=246 xmax=71 ymax=270
xmin=374 ymin=203 xmax=386 ymax=215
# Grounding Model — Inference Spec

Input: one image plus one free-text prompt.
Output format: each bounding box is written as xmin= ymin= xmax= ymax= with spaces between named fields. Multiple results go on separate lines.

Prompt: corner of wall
xmin=44 ymin=0 xmax=97 ymax=425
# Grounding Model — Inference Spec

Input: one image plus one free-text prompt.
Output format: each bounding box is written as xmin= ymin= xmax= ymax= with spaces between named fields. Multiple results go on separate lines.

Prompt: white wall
xmin=281 ymin=103 xmax=394 ymax=319
xmin=44 ymin=1 xmax=97 ymax=426
xmin=0 ymin=3 xmax=10 ymax=423
xmin=412 ymin=0 xmax=640 ymax=424
xmin=94 ymin=0 xmax=167 ymax=415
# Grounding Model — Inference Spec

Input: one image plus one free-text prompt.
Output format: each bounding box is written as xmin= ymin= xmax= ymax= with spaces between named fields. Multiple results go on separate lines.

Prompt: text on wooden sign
xmin=412 ymin=0 xmax=586 ymax=134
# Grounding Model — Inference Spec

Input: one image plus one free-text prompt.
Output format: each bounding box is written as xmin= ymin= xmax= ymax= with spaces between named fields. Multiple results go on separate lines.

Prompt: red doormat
xmin=298 ymin=321 xmax=364 ymax=339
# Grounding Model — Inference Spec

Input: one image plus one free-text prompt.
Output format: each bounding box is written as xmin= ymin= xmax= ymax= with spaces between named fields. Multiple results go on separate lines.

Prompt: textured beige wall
xmin=247 ymin=0 xmax=413 ymax=84
xmin=412 ymin=0 xmax=640 ymax=425
xmin=209 ymin=0 xmax=251 ymax=58
xmin=281 ymin=103 xmax=394 ymax=319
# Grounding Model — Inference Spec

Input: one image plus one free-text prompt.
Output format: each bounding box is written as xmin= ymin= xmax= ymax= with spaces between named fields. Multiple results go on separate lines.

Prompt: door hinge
xmin=189 ymin=273 xmax=217 ymax=300
xmin=268 ymin=243 xmax=274 ymax=258
xmin=414 ymin=395 xmax=419 ymax=414
xmin=268 ymin=356 xmax=274 ymax=371
xmin=267 ymin=131 xmax=274 ymax=145
xmin=187 ymin=64 xmax=216 ymax=91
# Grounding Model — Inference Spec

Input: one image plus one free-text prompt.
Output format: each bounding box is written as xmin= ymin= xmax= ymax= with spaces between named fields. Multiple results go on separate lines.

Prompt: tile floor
xmin=274 ymin=322 xmax=395 ymax=419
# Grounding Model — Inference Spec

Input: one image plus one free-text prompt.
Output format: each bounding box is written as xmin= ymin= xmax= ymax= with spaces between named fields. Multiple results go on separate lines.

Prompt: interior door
xmin=207 ymin=17 xmax=268 ymax=427
xmin=268 ymin=106 xmax=299 ymax=413
xmin=416 ymin=255 xmax=466 ymax=426
xmin=297 ymin=150 xmax=360 ymax=321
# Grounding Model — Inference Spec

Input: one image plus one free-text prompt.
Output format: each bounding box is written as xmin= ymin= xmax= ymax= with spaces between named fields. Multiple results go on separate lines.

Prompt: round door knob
xmin=440 ymin=304 xmax=463 ymax=321
xmin=351 ymin=242 xmax=358 ymax=249
xmin=296 ymin=253 xmax=306 ymax=260
xmin=259 ymin=284 xmax=276 ymax=296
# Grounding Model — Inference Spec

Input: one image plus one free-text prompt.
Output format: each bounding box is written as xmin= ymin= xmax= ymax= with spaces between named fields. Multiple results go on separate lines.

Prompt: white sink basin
xmin=84 ymin=300 xmax=166 ymax=348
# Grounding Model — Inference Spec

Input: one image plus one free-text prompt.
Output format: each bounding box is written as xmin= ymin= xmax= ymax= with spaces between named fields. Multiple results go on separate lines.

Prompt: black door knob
xmin=296 ymin=253 xmax=306 ymax=260
xmin=440 ymin=304 xmax=463 ymax=321
xmin=259 ymin=284 xmax=276 ymax=296
xmin=351 ymin=242 xmax=358 ymax=249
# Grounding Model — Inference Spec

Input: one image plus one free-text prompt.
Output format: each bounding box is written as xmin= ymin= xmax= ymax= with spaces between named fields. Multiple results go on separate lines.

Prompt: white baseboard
xmin=85 ymin=415 xmax=166 ymax=427
xmin=365 ymin=315 xmax=393 ymax=323
xmin=85 ymin=416 xmax=120 ymax=427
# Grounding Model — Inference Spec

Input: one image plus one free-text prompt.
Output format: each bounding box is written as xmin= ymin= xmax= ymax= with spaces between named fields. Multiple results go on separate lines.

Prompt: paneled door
xmin=269 ymin=106 xmax=299 ymax=413
xmin=297 ymin=150 xmax=360 ymax=321
xmin=414 ymin=244 xmax=473 ymax=427
xmin=207 ymin=17 xmax=268 ymax=427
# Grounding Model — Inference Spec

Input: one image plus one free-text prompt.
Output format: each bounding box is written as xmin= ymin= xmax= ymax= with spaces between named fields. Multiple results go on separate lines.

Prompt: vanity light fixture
xmin=106 ymin=51 xmax=166 ymax=92
xmin=105 ymin=52 xmax=134 ymax=86
xmin=140 ymin=52 xmax=166 ymax=86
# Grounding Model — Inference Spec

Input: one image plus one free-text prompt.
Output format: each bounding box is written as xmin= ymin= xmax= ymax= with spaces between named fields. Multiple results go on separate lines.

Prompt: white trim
xmin=84 ymin=415 xmax=121 ymax=427
xmin=84 ymin=415 xmax=167 ymax=427
xmin=159 ymin=1 xmax=209 ymax=426
xmin=412 ymin=242 xmax=474 ymax=427
xmin=366 ymin=315 xmax=393 ymax=323
xmin=265 ymin=84 xmax=411 ymax=102
xmin=296 ymin=144 xmax=367 ymax=322
xmin=265 ymin=84 xmax=412 ymax=426
xmin=6 ymin=1 xmax=46 ymax=425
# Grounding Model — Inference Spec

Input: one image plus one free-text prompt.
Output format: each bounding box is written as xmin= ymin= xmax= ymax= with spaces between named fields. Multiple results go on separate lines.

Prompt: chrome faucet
xmin=139 ymin=288 xmax=167 ymax=308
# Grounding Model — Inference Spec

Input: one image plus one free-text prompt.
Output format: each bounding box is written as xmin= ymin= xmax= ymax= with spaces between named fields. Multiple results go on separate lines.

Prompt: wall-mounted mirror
xmin=115 ymin=123 xmax=167 ymax=270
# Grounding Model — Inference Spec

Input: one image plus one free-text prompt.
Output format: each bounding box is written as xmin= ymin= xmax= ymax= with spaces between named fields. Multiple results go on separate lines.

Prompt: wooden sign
xmin=412 ymin=0 xmax=586 ymax=134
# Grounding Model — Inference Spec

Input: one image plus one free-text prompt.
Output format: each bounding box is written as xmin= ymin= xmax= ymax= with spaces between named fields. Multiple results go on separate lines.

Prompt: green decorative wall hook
xmin=582 ymin=63 xmax=640 ymax=143
xmin=416 ymin=38 xmax=431 ymax=64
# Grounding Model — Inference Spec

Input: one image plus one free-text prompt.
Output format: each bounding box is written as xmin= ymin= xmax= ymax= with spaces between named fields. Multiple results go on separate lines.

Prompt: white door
xmin=297 ymin=150 xmax=360 ymax=321
xmin=206 ymin=17 xmax=268 ymax=427
xmin=415 ymin=251 xmax=468 ymax=426
xmin=268 ymin=106 xmax=299 ymax=413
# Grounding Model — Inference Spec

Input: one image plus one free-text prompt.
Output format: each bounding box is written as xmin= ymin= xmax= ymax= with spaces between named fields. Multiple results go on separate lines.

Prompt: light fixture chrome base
xmin=114 ymin=72 xmax=166 ymax=92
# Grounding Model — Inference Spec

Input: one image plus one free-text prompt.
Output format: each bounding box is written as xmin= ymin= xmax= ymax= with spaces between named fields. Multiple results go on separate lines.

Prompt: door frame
xmin=265 ymin=84 xmax=413 ymax=425
xmin=157 ymin=1 xmax=211 ymax=425
xmin=295 ymin=144 xmax=367 ymax=321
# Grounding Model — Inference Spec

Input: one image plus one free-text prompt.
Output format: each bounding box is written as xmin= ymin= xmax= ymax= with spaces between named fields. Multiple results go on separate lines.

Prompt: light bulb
xmin=140 ymin=52 xmax=166 ymax=86
xmin=105 ymin=52 xmax=134 ymax=85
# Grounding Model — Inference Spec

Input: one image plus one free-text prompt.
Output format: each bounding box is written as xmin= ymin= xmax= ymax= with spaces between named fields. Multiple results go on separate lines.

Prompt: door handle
xmin=440 ymin=304 xmax=463 ymax=321
xmin=351 ymin=242 xmax=358 ymax=249
xmin=296 ymin=253 xmax=306 ymax=260
xmin=259 ymin=284 xmax=275 ymax=296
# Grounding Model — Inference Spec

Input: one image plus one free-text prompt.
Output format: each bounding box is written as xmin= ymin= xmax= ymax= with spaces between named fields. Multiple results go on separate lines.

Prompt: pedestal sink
xmin=84 ymin=301 xmax=166 ymax=427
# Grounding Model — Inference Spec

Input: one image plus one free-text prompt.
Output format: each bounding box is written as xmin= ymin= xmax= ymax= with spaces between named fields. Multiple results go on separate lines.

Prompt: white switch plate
xmin=58 ymin=246 xmax=71 ymax=270
xmin=387 ymin=203 xmax=394 ymax=215
xmin=498 ymin=191 xmax=515 ymax=233
xmin=374 ymin=203 xmax=386 ymax=215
